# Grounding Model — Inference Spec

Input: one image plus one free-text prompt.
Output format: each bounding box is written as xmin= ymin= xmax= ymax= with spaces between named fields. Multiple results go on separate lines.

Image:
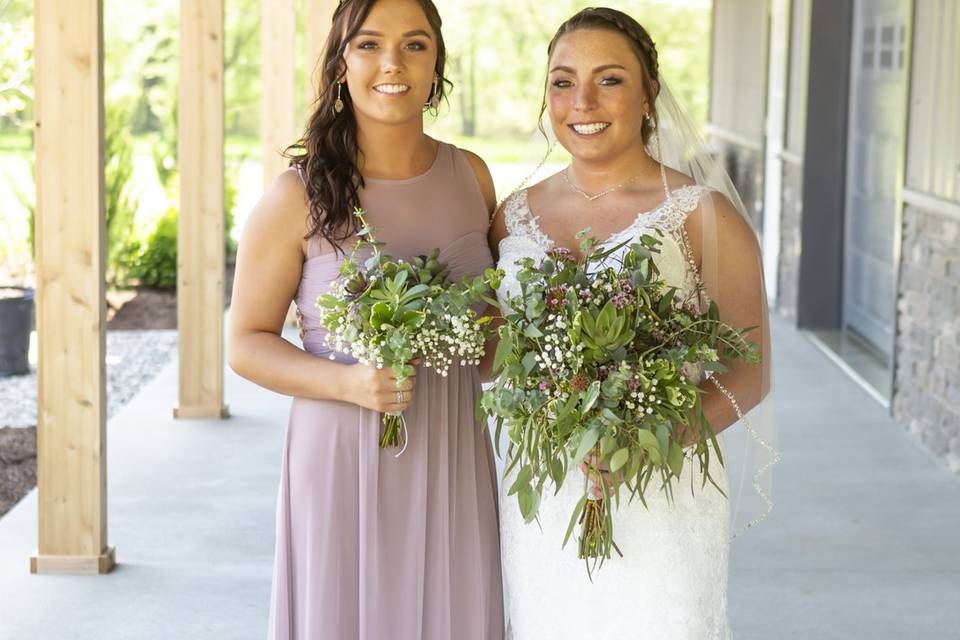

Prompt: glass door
xmin=833 ymin=0 xmax=912 ymax=398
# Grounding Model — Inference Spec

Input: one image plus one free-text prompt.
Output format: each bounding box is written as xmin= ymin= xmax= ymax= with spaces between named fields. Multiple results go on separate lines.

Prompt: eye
xmin=599 ymin=76 xmax=623 ymax=86
xmin=551 ymin=78 xmax=573 ymax=89
xmin=405 ymin=40 xmax=429 ymax=51
xmin=356 ymin=40 xmax=379 ymax=50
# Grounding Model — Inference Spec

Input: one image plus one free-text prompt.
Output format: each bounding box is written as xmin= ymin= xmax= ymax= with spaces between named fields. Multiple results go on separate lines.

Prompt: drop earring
xmin=429 ymin=76 xmax=441 ymax=110
xmin=333 ymin=82 xmax=344 ymax=115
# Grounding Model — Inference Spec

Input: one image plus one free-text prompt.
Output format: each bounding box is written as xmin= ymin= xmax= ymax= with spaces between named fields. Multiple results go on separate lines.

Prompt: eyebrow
xmin=355 ymin=29 xmax=433 ymax=39
xmin=549 ymin=64 xmax=627 ymax=74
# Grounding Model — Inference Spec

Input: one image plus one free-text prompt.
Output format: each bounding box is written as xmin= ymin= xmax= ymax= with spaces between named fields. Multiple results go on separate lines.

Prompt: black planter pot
xmin=0 ymin=286 xmax=34 ymax=377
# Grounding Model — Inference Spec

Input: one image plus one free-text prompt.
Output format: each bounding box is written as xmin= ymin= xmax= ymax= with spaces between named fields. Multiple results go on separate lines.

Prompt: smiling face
xmin=341 ymin=0 xmax=439 ymax=126
xmin=546 ymin=28 xmax=655 ymax=164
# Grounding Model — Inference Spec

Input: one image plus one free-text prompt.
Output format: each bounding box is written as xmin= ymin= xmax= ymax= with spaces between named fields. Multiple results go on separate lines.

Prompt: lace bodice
xmin=494 ymin=184 xmax=732 ymax=639
xmin=496 ymin=185 xmax=710 ymax=311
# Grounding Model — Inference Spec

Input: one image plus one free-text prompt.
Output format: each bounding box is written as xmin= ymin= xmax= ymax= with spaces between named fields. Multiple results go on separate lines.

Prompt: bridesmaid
xmin=228 ymin=0 xmax=504 ymax=638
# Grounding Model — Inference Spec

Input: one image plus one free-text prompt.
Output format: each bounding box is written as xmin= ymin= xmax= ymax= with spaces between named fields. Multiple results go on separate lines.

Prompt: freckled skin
xmin=547 ymin=29 xmax=653 ymax=166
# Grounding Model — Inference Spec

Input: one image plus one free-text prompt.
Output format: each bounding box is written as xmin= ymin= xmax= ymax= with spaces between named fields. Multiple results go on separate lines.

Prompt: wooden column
xmin=305 ymin=0 xmax=338 ymax=107
xmin=177 ymin=0 xmax=228 ymax=419
xmin=261 ymin=0 xmax=296 ymax=189
xmin=31 ymin=0 xmax=115 ymax=575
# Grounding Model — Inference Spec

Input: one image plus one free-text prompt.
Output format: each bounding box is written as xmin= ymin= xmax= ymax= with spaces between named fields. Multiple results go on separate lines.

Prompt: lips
xmin=373 ymin=83 xmax=411 ymax=95
xmin=569 ymin=122 xmax=610 ymax=136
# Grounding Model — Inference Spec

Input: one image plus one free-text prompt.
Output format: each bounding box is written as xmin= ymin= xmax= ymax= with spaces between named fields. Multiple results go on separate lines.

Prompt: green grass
xmin=0 ymin=131 xmax=32 ymax=155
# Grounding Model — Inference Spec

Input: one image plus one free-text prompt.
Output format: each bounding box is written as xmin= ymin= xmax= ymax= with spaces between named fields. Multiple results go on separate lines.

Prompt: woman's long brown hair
xmin=285 ymin=0 xmax=451 ymax=254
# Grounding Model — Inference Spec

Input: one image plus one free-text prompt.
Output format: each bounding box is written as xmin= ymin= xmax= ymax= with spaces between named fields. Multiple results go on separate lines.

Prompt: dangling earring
xmin=333 ymin=82 xmax=345 ymax=115
xmin=429 ymin=76 xmax=441 ymax=110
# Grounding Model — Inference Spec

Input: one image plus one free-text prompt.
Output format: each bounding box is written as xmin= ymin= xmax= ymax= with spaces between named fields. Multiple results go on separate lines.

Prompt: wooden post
xmin=305 ymin=0 xmax=338 ymax=108
xmin=31 ymin=0 xmax=115 ymax=575
xmin=261 ymin=0 xmax=296 ymax=189
xmin=177 ymin=0 xmax=228 ymax=419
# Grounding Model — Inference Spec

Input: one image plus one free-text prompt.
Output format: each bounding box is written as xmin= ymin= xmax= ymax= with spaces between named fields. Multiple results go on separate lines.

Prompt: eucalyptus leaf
xmin=574 ymin=428 xmax=600 ymax=463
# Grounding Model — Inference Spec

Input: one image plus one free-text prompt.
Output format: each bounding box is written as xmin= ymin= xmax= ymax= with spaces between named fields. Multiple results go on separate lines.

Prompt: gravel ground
xmin=0 ymin=330 xmax=177 ymax=517
xmin=0 ymin=426 xmax=35 ymax=517
xmin=0 ymin=330 xmax=178 ymax=429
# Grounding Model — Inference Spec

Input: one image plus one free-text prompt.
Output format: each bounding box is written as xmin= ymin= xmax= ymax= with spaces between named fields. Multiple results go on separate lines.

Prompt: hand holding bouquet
xmin=481 ymin=231 xmax=760 ymax=575
xmin=317 ymin=209 xmax=501 ymax=451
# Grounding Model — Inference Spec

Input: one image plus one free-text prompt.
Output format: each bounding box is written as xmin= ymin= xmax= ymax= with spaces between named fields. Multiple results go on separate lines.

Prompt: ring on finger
xmin=396 ymin=390 xmax=405 ymax=404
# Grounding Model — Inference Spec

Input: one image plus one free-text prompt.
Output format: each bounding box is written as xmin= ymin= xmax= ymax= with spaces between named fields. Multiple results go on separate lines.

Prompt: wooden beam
xmin=177 ymin=0 xmax=228 ymax=419
xmin=305 ymin=0 xmax=338 ymax=108
xmin=32 ymin=0 xmax=115 ymax=574
xmin=261 ymin=0 xmax=296 ymax=189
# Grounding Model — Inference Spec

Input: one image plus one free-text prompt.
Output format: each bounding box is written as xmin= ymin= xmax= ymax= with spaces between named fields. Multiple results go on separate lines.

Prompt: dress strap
xmin=654 ymin=185 xmax=712 ymax=232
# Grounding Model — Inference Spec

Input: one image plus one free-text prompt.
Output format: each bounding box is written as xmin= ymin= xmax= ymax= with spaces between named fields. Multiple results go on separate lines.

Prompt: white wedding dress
xmin=495 ymin=185 xmax=732 ymax=640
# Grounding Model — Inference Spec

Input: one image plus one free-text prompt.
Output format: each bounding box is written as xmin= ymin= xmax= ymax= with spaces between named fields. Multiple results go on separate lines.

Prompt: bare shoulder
xmin=244 ymin=167 xmax=311 ymax=255
xmin=663 ymin=166 xmax=698 ymax=191
xmin=459 ymin=147 xmax=497 ymax=214
xmin=685 ymin=189 xmax=761 ymax=265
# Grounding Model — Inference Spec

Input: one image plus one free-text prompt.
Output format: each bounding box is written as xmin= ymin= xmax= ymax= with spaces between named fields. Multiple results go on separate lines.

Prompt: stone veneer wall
xmin=893 ymin=204 xmax=960 ymax=473
xmin=716 ymin=142 xmax=765 ymax=233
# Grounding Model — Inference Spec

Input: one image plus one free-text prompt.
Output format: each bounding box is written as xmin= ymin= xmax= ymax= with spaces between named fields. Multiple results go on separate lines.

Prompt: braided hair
xmin=540 ymin=7 xmax=661 ymax=145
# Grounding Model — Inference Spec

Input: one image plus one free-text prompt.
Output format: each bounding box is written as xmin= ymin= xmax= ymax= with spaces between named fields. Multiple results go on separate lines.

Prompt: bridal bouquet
xmin=317 ymin=209 xmax=502 ymax=450
xmin=480 ymin=231 xmax=759 ymax=574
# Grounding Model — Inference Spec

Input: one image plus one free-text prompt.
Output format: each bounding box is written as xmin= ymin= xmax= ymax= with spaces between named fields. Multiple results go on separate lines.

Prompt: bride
xmin=488 ymin=8 xmax=777 ymax=639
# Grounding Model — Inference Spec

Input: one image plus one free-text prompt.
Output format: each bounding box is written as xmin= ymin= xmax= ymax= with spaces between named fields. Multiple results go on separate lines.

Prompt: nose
xmin=380 ymin=45 xmax=403 ymax=74
xmin=573 ymin=83 xmax=598 ymax=112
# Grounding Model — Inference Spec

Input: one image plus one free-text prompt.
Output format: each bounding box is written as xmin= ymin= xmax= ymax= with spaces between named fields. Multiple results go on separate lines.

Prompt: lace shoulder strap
xmin=500 ymin=189 xmax=529 ymax=234
xmin=656 ymin=184 xmax=713 ymax=231
xmin=501 ymin=189 xmax=553 ymax=249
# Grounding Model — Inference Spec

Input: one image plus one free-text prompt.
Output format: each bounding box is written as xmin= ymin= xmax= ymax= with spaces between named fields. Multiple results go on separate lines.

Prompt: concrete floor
xmin=1 ymin=318 xmax=958 ymax=639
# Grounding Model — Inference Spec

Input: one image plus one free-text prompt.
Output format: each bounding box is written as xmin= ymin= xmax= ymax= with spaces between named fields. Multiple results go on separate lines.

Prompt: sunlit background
xmin=0 ymin=0 xmax=711 ymax=292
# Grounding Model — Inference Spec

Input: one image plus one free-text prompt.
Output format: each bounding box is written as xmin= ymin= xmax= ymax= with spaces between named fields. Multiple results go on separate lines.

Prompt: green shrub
xmin=104 ymin=101 xmax=139 ymax=279
xmin=122 ymin=192 xmax=236 ymax=289
xmin=224 ymin=171 xmax=238 ymax=258
xmin=125 ymin=207 xmax=177 ymax=289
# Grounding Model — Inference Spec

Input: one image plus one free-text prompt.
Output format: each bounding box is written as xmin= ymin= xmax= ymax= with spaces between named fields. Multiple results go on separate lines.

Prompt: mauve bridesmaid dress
xmin=267 ymin=142 xmax=504 ymax=640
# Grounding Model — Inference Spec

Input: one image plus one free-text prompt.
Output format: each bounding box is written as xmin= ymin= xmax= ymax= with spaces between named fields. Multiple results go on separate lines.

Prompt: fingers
xmin=383 ymin=388 xmax=414 ymax=413
xmin=580 ymin=456 xmax=620 ymax=499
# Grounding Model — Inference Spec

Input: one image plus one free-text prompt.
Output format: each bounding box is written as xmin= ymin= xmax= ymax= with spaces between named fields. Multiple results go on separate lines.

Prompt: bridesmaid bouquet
xmin=480 ymin=231 xmax=759 ymax=575
xmin=317 ymin=209 xmax=502 ymax=451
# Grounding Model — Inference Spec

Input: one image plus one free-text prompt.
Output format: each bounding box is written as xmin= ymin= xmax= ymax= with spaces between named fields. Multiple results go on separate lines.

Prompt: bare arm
xmin=227 ymin=170 xmax=414 ymax=412
xmin=463 ymin=149 xmax=506 ymax=383
xmin=685 ymin=194 xmax=770 ymax=437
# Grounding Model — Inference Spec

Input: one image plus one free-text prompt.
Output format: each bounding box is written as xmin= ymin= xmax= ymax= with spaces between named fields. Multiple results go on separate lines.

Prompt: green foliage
xmin=0 ymin=4 xmax=33 ymax=130
xmin=224 ymin=169 xmax=239 ymax=257
xmin=104 ymin=101 xmax=140 ymax=279
xmin=123 ymin=207 xmax=177 ymax=289
xmin=430 ymin=0 xmax=712 ymax=140
xmin=121 ymin=182 xmax=238 ymax=289
xmin=11 ymin=159 xmax=35 ymax=261
xmin=11 ymin=102 xmax=138 ymax=279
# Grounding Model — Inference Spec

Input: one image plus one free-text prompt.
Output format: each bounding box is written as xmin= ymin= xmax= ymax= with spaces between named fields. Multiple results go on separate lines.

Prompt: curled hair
xmin=285 ymin=0 xmax=450 ymax=254
xmin=540 ymin=7 xmax=661 ymax=145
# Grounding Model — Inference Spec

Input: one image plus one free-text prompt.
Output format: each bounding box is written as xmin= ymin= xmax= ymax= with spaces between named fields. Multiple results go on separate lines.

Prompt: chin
xmin=561 ymin=139 xmax=614 ymax=163
xmin=359 ymin=104 xmax=424 ymax=125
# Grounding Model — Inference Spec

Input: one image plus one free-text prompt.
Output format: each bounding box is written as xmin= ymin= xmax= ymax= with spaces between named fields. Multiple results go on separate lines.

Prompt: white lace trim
xmin=503 ymin=184 xmax=711 ymax=251
xmin=502 ymin=190 xmax=552 ymax=250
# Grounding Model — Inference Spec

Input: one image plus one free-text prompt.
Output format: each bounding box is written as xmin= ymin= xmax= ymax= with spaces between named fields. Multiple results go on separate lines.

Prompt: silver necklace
xmin=563 ymin=167 xmax=642 ymax=202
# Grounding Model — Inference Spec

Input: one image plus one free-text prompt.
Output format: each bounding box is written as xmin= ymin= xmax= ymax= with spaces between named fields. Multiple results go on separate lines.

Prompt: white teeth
xmin=374 ymin=84 xmax=410 ymax=94
xmin=572 ymin=122 xmax=610 ymax=135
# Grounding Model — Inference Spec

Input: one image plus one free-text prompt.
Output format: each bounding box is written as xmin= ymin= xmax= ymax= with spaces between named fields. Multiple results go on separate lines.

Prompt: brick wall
xmin=893 ymin=205 xmax=960 ymax=473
